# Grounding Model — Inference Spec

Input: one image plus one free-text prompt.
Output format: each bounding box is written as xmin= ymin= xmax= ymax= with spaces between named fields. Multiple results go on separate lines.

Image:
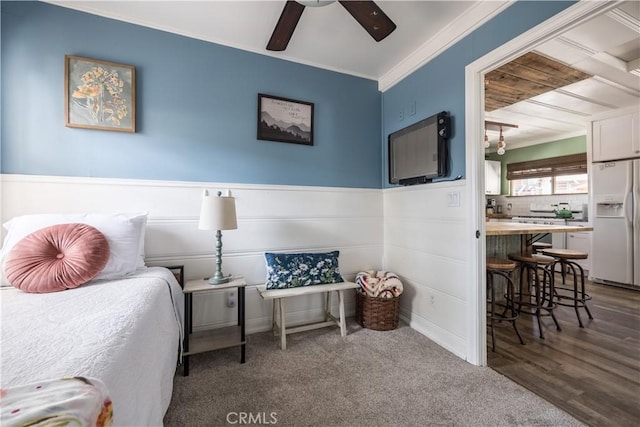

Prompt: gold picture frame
xmin=65 ymin=55 xmax=136 ymax=132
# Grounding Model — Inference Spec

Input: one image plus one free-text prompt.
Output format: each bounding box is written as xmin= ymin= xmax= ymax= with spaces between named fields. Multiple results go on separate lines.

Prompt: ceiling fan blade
xmin=267 ymin=1 xmax=306 ymax=51
xmin=339 ymin=0 xmax=396 ymax=42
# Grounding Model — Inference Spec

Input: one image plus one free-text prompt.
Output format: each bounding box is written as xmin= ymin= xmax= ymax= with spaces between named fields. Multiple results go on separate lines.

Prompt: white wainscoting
xmin=0 ymin=175 xmax=383 ymax=335
xmin=383 ymin=181 xmax=470 ymax=359
xmin=1 ymin=174 xmax=476 ymax=360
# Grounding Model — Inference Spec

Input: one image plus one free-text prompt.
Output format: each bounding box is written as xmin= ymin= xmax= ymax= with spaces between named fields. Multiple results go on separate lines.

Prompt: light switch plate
xmin=447 ymin=191 xmax=460 ymax=207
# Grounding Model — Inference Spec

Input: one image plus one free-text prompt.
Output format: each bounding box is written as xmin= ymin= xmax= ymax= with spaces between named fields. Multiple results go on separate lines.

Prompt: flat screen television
xmin=388 ymin=111 xmax=450 ymax=185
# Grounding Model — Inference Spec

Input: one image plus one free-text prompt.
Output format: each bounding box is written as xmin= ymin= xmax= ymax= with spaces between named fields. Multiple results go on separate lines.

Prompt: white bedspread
xmin=0 ymin=266 xmax=184 ymax=427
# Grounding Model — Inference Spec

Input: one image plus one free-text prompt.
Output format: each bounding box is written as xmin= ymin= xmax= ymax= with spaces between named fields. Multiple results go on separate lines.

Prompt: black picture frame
xmin=257 ymin=94 xmax=314 ymax=146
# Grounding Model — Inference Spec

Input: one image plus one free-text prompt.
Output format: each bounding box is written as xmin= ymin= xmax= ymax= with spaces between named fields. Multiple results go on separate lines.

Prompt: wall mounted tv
xmin=388 ymin=111 xmax=450 ymax=186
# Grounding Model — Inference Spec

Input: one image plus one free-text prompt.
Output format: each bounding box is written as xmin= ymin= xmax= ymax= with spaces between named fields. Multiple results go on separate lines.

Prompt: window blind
xmin=506 ymin=153 xmax=586 ymax=180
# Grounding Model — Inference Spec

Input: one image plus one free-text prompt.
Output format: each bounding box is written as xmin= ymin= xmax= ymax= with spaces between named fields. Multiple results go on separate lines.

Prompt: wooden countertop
xmin=486 ymin=213 xmax=512 ymax=219
xmin=486 ymin=222 xmax=593 ymax=236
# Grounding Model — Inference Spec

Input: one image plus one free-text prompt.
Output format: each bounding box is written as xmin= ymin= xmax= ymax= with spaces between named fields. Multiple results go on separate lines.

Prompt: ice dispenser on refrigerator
xmin=594 ymin=196 xmax=625 ymax=218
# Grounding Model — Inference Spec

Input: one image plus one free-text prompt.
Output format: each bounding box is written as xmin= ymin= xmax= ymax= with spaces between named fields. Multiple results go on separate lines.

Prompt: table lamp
xmin=199 ymin=189 xmax=237 ymax=285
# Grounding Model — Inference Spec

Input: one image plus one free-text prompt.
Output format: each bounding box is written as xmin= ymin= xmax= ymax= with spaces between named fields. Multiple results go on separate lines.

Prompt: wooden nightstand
xmin=182 ymin=276 xmax=246 ymax=376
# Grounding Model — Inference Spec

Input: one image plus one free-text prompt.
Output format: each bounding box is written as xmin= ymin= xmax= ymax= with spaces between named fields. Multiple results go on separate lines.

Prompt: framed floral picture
xmin=257 ymin=94 xmax=313 ymax=146
xmin=65 ymin=55 xmax=136 ymax=132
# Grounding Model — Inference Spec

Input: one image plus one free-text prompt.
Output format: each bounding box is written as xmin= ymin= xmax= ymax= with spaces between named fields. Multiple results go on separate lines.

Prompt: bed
xmin=0 ymin=267 xmax=183 ymax=425
xmin=0 ymin=213 xmax=184 ymax=426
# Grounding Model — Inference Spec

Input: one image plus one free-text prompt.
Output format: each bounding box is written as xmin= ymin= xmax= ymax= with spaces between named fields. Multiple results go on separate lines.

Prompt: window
xmin=511 ymin=177 xmax=553 ymax=196
xmin=554 ymin=173 xmax=588 ymax=194
xmin=507 ymin=153 xmax=588 ymax=196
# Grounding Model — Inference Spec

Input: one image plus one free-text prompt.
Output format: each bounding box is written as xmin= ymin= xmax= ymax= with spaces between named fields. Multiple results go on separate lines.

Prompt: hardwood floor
xmin=487 ymin=280 xmax=640 ymax=427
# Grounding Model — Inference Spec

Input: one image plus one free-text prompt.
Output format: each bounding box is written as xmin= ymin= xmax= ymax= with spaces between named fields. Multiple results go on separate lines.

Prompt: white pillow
xmin=1 ymin=213 xmax=148 ymax=285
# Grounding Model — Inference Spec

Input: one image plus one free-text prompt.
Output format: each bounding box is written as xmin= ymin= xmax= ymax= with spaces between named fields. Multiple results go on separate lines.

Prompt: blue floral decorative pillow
xmin=265 ymin=251 xmax=343 ymax=289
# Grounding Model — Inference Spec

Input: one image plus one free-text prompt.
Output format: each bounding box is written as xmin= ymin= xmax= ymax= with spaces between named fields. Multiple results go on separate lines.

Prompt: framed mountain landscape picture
xmin=257 ymin=94 xmax=313 ymax=146
xmin=65 ymin=55 xmax=136 ymax=132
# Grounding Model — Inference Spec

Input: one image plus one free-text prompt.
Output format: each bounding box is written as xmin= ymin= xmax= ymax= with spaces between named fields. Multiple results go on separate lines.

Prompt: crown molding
xmin=377 ymin=1 xmax=513 ymax=92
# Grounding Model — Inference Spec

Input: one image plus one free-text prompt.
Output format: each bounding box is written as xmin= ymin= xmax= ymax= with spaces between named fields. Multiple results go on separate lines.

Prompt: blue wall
xmin=0 ymin=1 xmax=382 ymax=188
xmin=381 ymin=1 xmax=575 ymax=187
xmin=2 ymin=1 xmax=577 ymax=190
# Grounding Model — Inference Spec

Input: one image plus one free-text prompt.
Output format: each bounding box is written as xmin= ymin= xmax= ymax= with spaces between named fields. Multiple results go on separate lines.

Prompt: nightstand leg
xmin=183 ymin=293 xmax=192 ymax=376
xmin=239 ymin=286 xmax=246 ymax=364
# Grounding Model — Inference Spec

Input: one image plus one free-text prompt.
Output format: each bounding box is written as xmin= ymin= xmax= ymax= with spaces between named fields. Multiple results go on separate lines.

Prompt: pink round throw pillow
xmin=3 ymin=223 xmax=110 ymax=293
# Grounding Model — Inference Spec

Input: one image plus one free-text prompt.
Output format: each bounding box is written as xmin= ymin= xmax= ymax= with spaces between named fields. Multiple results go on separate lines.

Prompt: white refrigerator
xmin=591 ymin=159 xmax=640 ymax=288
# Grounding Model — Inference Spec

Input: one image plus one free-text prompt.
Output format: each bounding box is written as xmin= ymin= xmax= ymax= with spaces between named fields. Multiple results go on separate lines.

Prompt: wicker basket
xmin=355 ymin=290 xmax=400 ymax=331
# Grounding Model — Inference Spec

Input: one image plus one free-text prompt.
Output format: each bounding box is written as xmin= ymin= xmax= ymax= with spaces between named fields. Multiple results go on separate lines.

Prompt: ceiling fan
xmin=267 ymin=0 xmax=396 ymax=51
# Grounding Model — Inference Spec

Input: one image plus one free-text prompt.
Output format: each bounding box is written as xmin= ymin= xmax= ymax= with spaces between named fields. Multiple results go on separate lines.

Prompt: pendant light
xmin=484 ymin=120 xmax=517 ymax=155
xmin=484 ymin=126 xmax=490 ymax=148
xmin=496 ymin=126 xmax=506 ymax=155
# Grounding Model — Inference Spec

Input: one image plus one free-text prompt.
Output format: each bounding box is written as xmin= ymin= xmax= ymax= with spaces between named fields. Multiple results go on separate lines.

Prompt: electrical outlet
xmin=399 ymin=108 xmax=404 ymax=121
xmin=227 ymin=291 xmax=236 ymax=308
xmin=430 ymin=295 xmax=435 ymax=304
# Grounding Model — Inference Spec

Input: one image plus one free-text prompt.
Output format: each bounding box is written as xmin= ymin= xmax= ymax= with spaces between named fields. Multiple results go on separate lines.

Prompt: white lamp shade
xmin=198 ymin=190 xmax=237 ymax=231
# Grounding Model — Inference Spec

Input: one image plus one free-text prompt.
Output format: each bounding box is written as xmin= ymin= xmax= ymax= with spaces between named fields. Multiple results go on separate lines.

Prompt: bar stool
xmin=541 ymin=248 xmax=593 ymax=328
xmin=486 ymin=257 xmax=525 ymax=351
xmin=532 ymin=242 xmax=552 ymax=254
xmin=507 ymin=252 xmax=561 ymax=339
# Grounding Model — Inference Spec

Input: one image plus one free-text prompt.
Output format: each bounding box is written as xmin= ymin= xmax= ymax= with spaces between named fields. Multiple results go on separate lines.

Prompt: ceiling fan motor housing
xmin=296 ymin=0 xmax=335 ymax=6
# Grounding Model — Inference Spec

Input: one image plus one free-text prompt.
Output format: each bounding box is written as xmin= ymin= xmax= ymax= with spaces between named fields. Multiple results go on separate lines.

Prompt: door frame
xmin=465 ymin=0 xmax=623 ymax=366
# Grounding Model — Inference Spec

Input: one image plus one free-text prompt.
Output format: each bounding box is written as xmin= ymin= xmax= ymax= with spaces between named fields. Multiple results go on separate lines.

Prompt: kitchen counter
xmin=486 ymin=222 xmax=593 ymax=236
xmin=487 ymin=214 xmax=590 ymax=223
xmin=486 ymin=222 xmax=594 ymax=260
xmin=486 ymin=213 xmax=512 ymax=220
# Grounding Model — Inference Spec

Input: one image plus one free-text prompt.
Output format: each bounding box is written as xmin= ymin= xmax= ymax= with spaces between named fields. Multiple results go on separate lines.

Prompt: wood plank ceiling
xmin=484 ymin=52 xmax=592 ymax=112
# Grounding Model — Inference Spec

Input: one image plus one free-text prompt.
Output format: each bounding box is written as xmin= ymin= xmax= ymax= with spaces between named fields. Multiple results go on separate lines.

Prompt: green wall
xmin=485 ymin=135 xmax=586 ymax=195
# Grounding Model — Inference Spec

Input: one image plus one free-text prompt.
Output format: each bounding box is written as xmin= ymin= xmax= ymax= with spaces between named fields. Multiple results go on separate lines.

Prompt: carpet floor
xmin=164 ymin=320 xmax=583 ymax=426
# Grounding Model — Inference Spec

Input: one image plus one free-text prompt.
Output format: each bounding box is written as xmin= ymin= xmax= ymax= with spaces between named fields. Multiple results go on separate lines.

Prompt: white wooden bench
xmin=256 ymin=281 xmax=359 ymax=350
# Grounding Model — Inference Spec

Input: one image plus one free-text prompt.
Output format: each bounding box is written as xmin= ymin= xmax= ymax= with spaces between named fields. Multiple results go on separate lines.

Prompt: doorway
xmin=466 ymin=0 xmax=622 ymax=366
xmin=465 ymin=1 xmax=640 ymax=424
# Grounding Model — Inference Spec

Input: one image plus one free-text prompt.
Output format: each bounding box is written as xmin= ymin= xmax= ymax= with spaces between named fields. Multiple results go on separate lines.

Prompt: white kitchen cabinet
xmin=566 ymin=221 xmax=592 ymax=272
xmin=592 ymin=111 xmax=640 ymax=162
xmin=552 ymin=232 xmax=566 ymax=250
xmin=485 ymin=160 xmax=501 ymax=195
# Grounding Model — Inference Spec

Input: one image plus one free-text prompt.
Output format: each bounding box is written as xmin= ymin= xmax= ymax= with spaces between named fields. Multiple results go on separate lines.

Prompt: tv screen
xmin=388 ymin=111 xmax=449 ymax=185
